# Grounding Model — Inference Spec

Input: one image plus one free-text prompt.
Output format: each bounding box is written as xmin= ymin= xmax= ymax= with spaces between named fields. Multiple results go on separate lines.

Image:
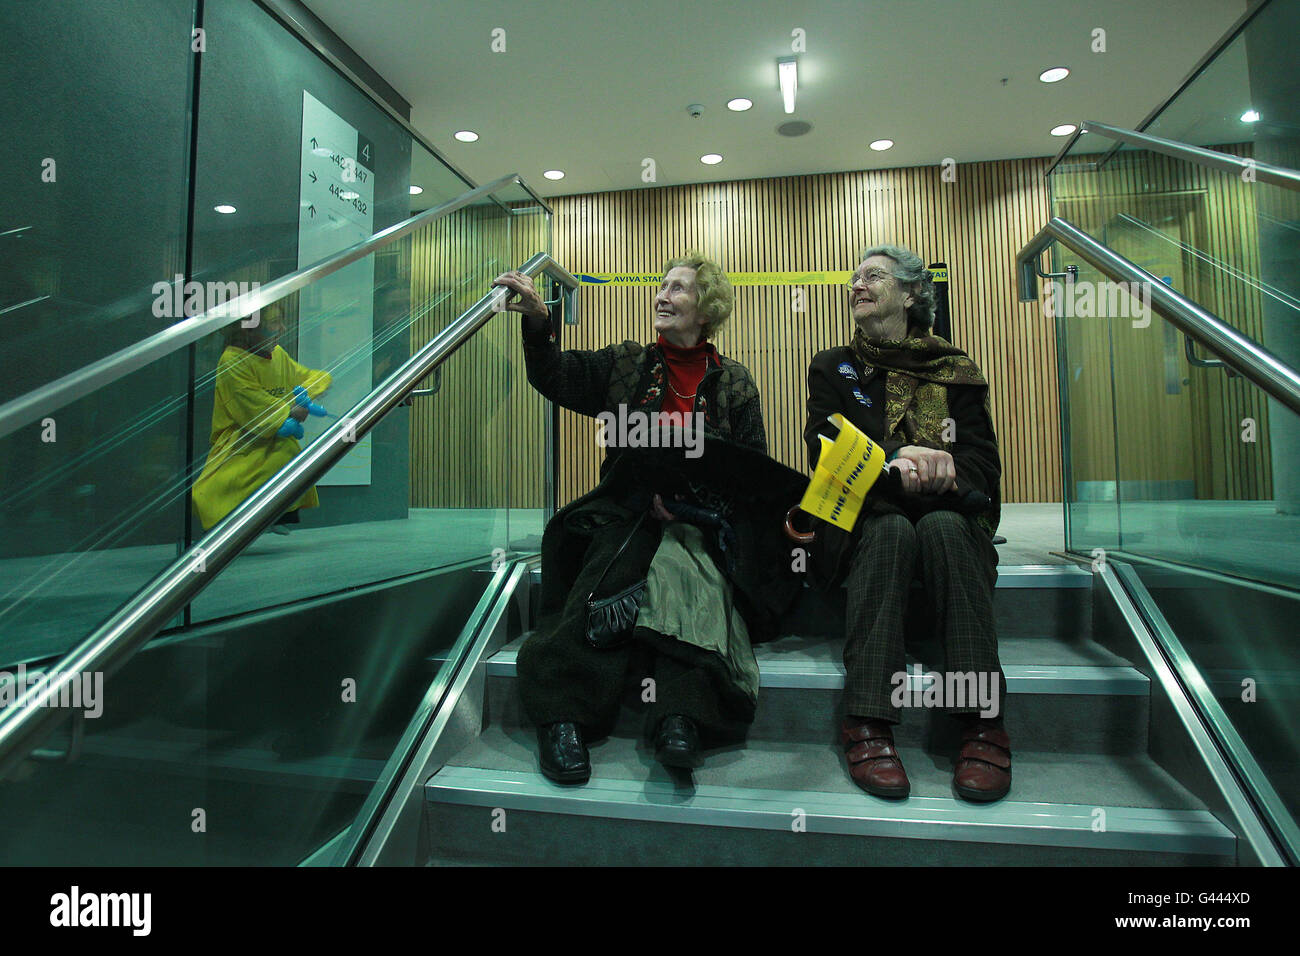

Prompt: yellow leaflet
xmin=798 ymin=414 xmax=886 ymax=531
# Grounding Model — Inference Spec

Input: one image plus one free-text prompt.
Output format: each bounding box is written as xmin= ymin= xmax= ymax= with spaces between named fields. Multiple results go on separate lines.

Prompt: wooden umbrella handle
xmin=784 ymin=506 xmax=816 ymax=546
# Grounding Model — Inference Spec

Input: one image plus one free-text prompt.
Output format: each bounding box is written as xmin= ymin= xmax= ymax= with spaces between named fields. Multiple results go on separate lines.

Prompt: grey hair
xmin=858 ymin=244 xmax=936 ymax=333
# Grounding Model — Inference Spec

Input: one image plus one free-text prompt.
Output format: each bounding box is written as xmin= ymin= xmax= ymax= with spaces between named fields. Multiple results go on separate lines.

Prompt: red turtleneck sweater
xmin=657 ymin=335 xmax=715 ymax=416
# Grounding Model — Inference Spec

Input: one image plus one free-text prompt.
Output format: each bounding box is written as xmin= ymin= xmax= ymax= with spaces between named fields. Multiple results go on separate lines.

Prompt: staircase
xmin=420 ymin=564 xmax=1239 ymax=866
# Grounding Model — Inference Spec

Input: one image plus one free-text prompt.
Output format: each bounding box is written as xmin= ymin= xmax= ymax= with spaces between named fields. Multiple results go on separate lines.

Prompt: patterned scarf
xmin=850 ymin=327 xmax=987 ymax=451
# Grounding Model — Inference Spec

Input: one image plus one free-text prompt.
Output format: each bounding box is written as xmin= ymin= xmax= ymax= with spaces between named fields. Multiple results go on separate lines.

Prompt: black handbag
xmin=585 ymin=513 xmax=648 ymax=650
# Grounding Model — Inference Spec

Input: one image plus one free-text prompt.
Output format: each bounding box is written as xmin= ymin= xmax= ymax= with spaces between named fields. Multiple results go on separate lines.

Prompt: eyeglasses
xmin=846 ymin=269 xmax=894 ymax=291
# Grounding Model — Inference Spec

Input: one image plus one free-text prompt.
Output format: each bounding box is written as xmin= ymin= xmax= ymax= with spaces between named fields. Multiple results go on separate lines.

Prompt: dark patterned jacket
xmin=521 ymin=317 xmax=766 ymax=478
xmin=521 ymin=316 xmax=798 ymax=644
xmin=803 ymin=345 xmax=1001 ymax=588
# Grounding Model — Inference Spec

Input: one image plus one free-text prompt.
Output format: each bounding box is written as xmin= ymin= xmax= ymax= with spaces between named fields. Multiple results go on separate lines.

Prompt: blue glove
xmin=294 ymin=385 xmax=331 ymax=417
xmin=277 ymin=415 xmax=305 ymax=440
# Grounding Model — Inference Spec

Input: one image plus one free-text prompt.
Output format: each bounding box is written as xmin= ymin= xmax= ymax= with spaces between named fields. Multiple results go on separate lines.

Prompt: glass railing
xmin=1038 ymin=0 xmax=1300 ymax=854
xmin=1044 ymin=236 xmax=1300 ymax=854
xmin=0 ymin=178 xmax=550 ymax=661
xmin=0 ymin=0 xmax=562 ymax=863
xmin=0 ymin=177 xmax=557 ymax=863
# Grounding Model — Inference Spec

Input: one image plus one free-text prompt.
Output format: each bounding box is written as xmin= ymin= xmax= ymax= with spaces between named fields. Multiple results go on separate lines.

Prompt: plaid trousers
xmin=841 ymin=509 xmax=1004 ymax=722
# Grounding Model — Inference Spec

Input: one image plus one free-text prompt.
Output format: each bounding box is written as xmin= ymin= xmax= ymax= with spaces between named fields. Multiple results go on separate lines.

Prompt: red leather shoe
xmin=953 ymin=720 xmax=1012 ymax=802
xmin=841 ymin=719 xmax=910 ymax=799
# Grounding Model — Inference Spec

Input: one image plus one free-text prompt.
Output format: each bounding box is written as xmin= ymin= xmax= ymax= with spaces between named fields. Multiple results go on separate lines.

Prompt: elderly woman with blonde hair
xmin=493 ymin=253 xmax=792 ymax=784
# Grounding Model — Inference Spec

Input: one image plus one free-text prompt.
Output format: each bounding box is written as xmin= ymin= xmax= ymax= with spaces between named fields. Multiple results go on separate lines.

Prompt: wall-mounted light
xmin=778 ymin=58 xmax=798 ymax=114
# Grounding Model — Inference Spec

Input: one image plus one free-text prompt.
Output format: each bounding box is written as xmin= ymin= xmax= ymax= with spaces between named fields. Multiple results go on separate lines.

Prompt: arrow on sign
xmin=310 ymin=137 xmax=318 ymax=149
xmin=308 ymin=204 xmax=316 ymax=218
xmin=309 ymin=171 xmax=317 ymax=183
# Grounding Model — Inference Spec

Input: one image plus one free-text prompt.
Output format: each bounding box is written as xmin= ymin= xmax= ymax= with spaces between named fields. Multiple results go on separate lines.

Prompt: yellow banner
xmin=578 ymin=271 xmax=853 ymax=286
xmin=797 ymin=414 xmax=886 ymax=531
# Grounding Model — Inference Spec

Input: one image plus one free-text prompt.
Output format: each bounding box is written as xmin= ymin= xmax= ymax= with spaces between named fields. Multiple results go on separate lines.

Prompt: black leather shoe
xmin=537 ymin=721 xmax=590 ymax=784
xmin=654 ymin=714 xmax=703 ymax=769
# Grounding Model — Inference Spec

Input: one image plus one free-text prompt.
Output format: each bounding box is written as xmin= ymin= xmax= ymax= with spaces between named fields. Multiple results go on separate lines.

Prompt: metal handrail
xmin=1043 ymin=119 xmax=1300 ymax=190
xmin=0 ymin=251 xmax=579 ymax=777
xmin=1017 ymin=216 xmax=1300 ymax=417
xmin=0 ymin=172 xmax=538 ymax=441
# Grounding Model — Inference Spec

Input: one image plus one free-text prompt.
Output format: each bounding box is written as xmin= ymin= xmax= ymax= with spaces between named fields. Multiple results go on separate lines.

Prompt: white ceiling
xmin=303 ymin=0 xmax=1248 ymax=197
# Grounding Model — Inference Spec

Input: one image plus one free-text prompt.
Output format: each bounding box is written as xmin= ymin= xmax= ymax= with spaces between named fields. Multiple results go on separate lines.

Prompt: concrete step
xmin=479 ymin=631 xmax=1151 ymax=754
xmin=424 ymin=729 xmax=1235 ymax=866
xmin=525 ymin=565 xmax=1097 ymax=646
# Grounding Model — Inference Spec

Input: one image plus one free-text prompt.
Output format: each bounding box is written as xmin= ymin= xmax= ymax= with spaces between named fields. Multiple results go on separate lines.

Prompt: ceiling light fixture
xmin=543 ymin=169 xmax=565 ymax=180
xmin=214 ymin=204 xmax=237 ymax=214
xmin=869 ymin=139 xmax=894 ymax=151
xmin=700 ymin=153 xmax=723 ymax=165
xmin=727 ymin=97 xmax=752 ymax=112
xmin=454 ymin=130 xmax=479 ymax=142
xmin=1241 ymin=109 xmax=1260 ymax=123
xmin=777 ymin=58 xmax=798 ymax=114
xmin=1039 ymin=67 xmax=1070 ymax=83
xmin=409 ymin=185 xmax=424 ymax=195
xmin=1050 ymin=124 xmax=1077 ymax=136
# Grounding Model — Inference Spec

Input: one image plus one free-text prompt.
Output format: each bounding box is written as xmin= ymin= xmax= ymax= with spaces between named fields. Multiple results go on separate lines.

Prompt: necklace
xmin=668 ymin=381 xmax=696 ymax=400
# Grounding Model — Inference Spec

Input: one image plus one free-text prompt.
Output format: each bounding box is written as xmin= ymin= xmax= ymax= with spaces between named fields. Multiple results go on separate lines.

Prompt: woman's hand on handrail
xmin=492 ymin=271 xmax=549 ymax=320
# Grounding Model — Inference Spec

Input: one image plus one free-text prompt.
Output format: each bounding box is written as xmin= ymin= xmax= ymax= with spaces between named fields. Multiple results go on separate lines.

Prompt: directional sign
xmin=297 ymin=90 xmax=376 ymax=486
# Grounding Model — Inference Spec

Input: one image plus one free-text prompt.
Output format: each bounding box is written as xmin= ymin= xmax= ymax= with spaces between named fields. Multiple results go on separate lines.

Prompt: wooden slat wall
xmin=404 ymin=149 xmax=1276 ymax=510
xmin=406 ymin=200 xmax=552 ymax=509
xmin=547 ymin=159 xmax=1058 ymax=505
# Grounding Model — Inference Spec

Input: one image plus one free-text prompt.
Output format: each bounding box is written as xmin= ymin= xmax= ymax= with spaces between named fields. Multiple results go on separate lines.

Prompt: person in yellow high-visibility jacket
xmin=192 ymin=317 xmax=332 ymax=531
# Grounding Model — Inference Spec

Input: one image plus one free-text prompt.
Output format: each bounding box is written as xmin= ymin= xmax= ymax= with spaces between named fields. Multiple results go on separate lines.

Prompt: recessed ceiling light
xmin=727 ymin=97 xmax=752 ymax=112
xmin=543 ymin=169 xmax=565 ymax=180
xmin=869 ymin=139 xmax=894 ymax=151
xmin=1039 ymin=67 xmax=1070 ymax=83
xmin=1241 ymin=109 xmax=1261 ymax=123
xmin=700 ymin=153 xmax=723 ymax=165
xmin=214 ymin=204 xmax=237 ymax=214
xmin=1050 ymin=124 xmax=1077 ymax=136
xmin=454 ymin=130 xmax=479 ymax=142
xmin=409 ymin=185 xmax=424 ymax=195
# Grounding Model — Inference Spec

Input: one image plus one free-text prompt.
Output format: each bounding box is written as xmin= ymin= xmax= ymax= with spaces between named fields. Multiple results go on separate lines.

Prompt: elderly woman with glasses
xmin=802 ymin=244 xmax=1010 ymax=802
